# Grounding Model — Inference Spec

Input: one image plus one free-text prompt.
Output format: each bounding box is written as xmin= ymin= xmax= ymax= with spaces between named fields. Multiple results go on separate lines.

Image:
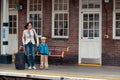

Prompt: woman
xmin=22 ymin=22 xmax=39 ymax=70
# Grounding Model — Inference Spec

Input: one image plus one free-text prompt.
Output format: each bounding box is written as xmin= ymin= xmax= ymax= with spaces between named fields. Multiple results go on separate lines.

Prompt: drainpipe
xmin=104 ymin=0 xmax=109 ymax=39
xmin=1 ymin=0 xmax=9 ymax=55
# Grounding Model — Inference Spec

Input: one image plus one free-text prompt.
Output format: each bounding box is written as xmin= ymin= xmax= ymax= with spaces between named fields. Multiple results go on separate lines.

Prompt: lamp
xmin=19 ymin=5 xmax=23 ymax=10
xmin=15 ymin=4 xmax=23 ymax=10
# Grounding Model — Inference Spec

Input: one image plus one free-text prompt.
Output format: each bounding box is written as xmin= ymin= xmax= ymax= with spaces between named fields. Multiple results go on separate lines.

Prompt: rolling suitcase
xmin=15 ymin=52 xmax=25 ymax=70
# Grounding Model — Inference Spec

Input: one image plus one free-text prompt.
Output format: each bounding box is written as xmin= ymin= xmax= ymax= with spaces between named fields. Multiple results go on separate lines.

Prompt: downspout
xmin=104 ymin=1 xmax=109 ymax=39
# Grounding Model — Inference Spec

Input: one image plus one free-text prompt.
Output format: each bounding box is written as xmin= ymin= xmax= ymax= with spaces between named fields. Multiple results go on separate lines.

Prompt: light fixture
xmin=19 ymin=5 xmax=23 ymax=10
xmin=15 ymin=4 xmax=23 ymax=10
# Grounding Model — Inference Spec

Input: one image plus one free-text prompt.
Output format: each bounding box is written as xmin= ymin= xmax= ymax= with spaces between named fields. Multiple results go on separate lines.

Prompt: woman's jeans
xmin=25 ymin=42 xmax=35 ymax=67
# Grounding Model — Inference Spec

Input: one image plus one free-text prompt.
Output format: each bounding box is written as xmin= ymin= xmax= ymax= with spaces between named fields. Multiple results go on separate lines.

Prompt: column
xmin=1 ymin=0 xmax=9 ymax=55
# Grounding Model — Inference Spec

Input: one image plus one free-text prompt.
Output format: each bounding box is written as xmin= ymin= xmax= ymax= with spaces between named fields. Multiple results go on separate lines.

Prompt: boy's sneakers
xmin=45 ymin=68 xmax=48 ymax=70
xmin=32 ymin=66 xmax=36 ymax=70
xmin=40 ymin=66 xmax=43 ymax=70
xmin=45 ymin=66 xmax=48 ymax=70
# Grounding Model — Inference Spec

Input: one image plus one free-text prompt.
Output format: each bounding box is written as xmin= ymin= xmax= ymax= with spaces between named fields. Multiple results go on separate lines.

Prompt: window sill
xmin=51 ymin=36 xmax=69 ymax=40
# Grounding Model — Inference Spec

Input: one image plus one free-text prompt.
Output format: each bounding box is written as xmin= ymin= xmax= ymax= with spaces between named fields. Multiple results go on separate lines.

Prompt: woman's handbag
xmin=32 ymin=29 xmax=37 ymax=44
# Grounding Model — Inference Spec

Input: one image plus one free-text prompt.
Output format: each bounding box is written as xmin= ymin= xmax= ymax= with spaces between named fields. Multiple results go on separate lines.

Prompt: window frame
xmin=27 ymin=0 xmax=43 ymax=37
xmin=52 ymin=0 xmax=69 ymax=39
xmin=113 ymin=0 xmax=120 ymax=39
xmin=9 ymin=14 xmax=18 ymax=34
xmin=82 ymin=13 xmax=100 ymax=39
xmin=9 ymin=0 xmax=19 ymax=35
xmin=80 ymin=0 xmax=102 ymax=12
xmin=9 ymin=0 xmax=19 ymax=11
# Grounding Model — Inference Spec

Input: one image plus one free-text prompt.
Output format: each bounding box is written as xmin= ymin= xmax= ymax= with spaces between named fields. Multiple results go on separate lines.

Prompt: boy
xmin=38 ymin=37 xmax=49 ymax=70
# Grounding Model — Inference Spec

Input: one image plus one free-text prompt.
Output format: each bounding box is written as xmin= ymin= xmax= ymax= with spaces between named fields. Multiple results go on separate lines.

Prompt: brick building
xmin=0 ymin=0 xmax=120 ymax=66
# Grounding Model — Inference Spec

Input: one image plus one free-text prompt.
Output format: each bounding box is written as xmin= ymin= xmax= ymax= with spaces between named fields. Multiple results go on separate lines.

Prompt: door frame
xmin=8 ymin=11 xmax=18 ymax=54
xmin=0 ymin=0 xmax=2 ymax=53
xmin=78 ymin=0 xmax=102 ymax=65
xmin=0 ymin=0 xmax=9 ymax=54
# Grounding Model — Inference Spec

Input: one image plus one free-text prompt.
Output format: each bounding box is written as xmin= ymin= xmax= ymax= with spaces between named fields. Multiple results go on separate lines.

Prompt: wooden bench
xmin=49 ymin=46 xmax=69 ymax=65
xmin=36 ymin=46 xmax=69 ymax=65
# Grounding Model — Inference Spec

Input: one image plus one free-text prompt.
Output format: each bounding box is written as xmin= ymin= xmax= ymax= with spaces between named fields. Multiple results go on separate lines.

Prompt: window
xmin=115 ymin=0 xmax=120 ymax=9
xmin=82 ymin=0 xmax=100 ymax=9
xmin=113 ymin=0 xmax=120 ymax=39
xmin=81 ymin=0 xmax=101 ymax=39
xmin=28 ymin=0 xmax=42 ymax=36
xmin=9 ymin=0 xmax=19 ymax=11
xmin=9 ymin=0 xmax=18 ymax=34
xmin=9 ymin=15 xmax=17 ymax=34
xmin=83 ymin=13 xmax=99 ymax=38
xmin=52 ymin=0 xmax=69 ymax=38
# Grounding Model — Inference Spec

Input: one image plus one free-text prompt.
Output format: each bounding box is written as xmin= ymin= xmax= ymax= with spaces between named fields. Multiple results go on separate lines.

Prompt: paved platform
xmin=0 ymin=64 xmax=120 ymax=80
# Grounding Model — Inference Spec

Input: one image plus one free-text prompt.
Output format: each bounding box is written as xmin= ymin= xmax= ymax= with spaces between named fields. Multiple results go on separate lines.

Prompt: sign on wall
xmin=2 ymin=27 xmax=8 ymax=40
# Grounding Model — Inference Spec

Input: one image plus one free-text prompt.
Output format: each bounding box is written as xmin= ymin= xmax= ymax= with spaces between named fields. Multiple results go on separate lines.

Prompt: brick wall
xmin=18 ymin=0 xmax=27 ymax=47
xmin=102 ymin=0 xmax=120 ymax=66
xmin=43 ymin=0 xmax=52 ymax=38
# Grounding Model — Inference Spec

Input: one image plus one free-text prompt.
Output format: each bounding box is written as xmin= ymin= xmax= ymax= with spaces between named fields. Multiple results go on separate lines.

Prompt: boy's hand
xmin=36 ymin=51 xmax=39 ymax=56
xmin=23 ymin=43 xmax=25 ymax=46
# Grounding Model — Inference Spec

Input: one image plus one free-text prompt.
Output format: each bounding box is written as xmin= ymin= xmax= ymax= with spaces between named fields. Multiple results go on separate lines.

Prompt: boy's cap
xmin=41 ymin=37 xmax=47 ymax=40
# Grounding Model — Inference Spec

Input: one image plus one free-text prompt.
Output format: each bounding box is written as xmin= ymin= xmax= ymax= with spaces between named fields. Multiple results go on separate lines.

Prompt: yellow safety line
xmin=78 ymin=64 xmax=102 ymax=66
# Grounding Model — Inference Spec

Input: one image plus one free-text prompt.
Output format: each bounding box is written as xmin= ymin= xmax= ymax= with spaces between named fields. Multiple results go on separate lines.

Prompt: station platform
xmin=0 ymin=64 xmax=120 ymax=80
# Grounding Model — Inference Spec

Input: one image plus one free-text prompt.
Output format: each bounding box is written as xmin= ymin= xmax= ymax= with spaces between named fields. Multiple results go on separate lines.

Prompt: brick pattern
xmin=42 ymin=0 xmax=52 ymax=39
xmin=102 ymin=0 xmax=120 ymax=66
xmin=18 ymin=0 xmax=27 ymax=47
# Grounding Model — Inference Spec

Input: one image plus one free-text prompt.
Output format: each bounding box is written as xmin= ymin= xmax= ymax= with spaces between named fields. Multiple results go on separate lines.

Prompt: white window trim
xmin=113 ymin=11 xmax=120 ymax=39
xmin=9 ymin=11 xmax=18 ymax=35
xmin=113 ymin=0 xmax=120 ymax=39
xmin=9 ymin=0 xmax=19 ymax=11
xmin=52 ymin=0 xmax=69 ymax=39
xmin=9 ymin=0 xmax=18 ymax=35
xmin=27 ymin=0 xmax=43 ymax=37
xmin=80 ymin=0 xmax=102 ymax=12
xmin=114 ymin=0 xmax=120 ymax=11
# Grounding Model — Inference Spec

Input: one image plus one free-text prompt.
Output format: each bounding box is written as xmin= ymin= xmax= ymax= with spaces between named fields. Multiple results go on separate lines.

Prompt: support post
xmin=1 ymin=0 xmax=9 ymax=55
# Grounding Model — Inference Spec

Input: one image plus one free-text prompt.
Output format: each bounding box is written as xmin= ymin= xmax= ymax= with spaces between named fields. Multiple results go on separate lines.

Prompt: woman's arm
xmin=33 ymin=29 xmax=39 ymax=46
xmin=22 ymin=30 xmax=25 ymax=45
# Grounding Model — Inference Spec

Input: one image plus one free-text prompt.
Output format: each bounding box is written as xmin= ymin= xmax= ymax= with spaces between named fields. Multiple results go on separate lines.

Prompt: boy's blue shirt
xmin=38 ymin=43 xmax=49 ymax=55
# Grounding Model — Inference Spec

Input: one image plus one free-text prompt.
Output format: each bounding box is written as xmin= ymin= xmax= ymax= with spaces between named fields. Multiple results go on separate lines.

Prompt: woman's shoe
xmin=28 ymin=67 xmax=32 ymax=70
xmin=32 ymin=66 xmax=36 ymax=70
